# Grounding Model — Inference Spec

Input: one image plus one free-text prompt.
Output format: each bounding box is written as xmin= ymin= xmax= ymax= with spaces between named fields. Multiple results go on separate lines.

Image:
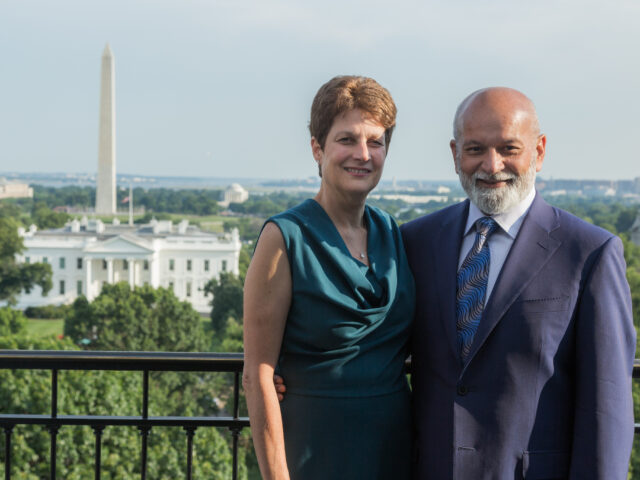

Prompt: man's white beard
xmin=457 ymin=157 xmax=536 ymax=215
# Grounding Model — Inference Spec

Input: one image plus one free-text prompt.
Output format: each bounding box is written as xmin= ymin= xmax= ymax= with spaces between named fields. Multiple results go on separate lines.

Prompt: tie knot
xmin=476 ymin=217 xmax=498 ymax=237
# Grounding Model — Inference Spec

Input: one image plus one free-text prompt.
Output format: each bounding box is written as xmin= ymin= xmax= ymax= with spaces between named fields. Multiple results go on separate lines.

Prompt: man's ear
xmin=535 ymin=134 xmax=546 ymax=172
xmin=450 ymin=140 xmax=459 ymax=173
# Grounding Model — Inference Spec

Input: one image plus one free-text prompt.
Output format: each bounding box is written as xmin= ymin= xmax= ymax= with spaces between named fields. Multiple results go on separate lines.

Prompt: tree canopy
xmin=63 ymin=282 xmax=206 ymax=352
xmin=0 ymin=216 xmax=51 ymax=304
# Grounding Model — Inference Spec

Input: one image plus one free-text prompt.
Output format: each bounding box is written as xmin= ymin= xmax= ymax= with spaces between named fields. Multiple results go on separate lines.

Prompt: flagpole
xmin=128 ymin=183 xmax=133 ymax=226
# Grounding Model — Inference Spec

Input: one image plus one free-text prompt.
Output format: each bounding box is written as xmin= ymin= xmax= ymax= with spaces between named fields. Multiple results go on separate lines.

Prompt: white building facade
xmin=0 ymin=178 xmax=33 ymax=199
xmin=15 ymin=218 xmax=241 ymax=313
xmin=222 ymin=183 xmax=249 ymax=206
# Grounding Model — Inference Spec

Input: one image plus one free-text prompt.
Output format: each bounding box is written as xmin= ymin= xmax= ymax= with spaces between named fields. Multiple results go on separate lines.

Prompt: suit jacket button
xmin=457 ymin=384 xmax=468 ymax=396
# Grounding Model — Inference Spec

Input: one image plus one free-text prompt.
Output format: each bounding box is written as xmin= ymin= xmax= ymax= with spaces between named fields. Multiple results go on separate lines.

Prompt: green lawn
xmin=26 ymin=319 xmax=64 ymax=338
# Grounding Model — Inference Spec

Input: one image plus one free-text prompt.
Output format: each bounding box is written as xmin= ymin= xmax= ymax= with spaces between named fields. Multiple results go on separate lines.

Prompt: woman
xmin=243 ymin=75 xmax=414 ymax=480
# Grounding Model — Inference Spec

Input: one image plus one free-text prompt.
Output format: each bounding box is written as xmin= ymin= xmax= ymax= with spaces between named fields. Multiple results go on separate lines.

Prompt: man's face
xmin=450 ymin=94 xmax=546 ymax=214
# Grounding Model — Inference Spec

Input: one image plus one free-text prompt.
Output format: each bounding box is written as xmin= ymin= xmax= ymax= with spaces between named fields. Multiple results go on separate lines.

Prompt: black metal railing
xmin=1 ymin=352 xmax=639 ymax=479
xmin=0 ymin=351 xmax=249 ymax=480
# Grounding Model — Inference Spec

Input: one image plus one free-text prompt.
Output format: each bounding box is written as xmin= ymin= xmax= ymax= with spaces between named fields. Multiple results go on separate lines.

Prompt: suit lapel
xmin=435 ymin=201 xmax=469 ymax=361
xmin=462 ymin=194 xmax=562 ymax=370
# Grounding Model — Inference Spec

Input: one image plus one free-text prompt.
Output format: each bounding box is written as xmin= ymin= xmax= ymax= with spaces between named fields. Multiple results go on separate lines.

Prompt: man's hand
xmin=274 ymin=374 xmax=286 ymax=401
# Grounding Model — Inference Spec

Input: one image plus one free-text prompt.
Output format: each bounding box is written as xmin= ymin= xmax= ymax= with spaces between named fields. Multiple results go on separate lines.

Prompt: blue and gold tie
xmin=456 ymin=217 xmax=499 ymax=361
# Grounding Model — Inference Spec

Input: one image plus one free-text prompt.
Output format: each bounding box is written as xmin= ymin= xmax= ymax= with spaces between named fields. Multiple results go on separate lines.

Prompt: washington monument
xmin=95 ymin=43 xmax=116 ymax=215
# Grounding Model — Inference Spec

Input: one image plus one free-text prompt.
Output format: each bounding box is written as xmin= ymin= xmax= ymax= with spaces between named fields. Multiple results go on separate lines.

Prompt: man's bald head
xmin=452 ymin=87 xmax=540 ymax=147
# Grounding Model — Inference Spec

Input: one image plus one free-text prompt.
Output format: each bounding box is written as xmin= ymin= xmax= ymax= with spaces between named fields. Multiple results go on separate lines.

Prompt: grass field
xmin=25 ymin=318 xmax=212 ymax=340
xmin=25 ymin=319 xmax=64 ymax=338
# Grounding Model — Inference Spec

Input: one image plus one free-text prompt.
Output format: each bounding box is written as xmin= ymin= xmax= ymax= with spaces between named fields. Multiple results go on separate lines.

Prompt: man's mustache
xmin=473 ymin=172 xmax=517 ymax=182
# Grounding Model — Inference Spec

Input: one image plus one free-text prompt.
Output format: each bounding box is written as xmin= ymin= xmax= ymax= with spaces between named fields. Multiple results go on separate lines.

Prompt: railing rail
xmin=1 ymin=352 xmax=639 ymax=478
xmin=0 ymin=351 xmax=248 ymax=480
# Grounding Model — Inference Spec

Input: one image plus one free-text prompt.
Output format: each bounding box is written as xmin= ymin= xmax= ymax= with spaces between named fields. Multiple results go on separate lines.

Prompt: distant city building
xmin=0 ymin=177 xmax=33 ymax=199
xmin=222 ymin=183 xmax=249 ymax=205
xmin=14 ymin=218 xmax=241 ymax=313
xmin=630 ymin=211 xmax=640 ymax=247
xmin=96 ymin=44 xmax=117 ymax=215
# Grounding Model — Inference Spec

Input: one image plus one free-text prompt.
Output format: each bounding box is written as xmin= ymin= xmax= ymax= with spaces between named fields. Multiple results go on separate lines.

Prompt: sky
xmin=1 ymin=0 xmax=639 ymax=182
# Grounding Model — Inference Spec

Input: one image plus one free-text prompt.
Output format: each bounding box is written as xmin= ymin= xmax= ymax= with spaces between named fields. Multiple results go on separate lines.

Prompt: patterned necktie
xmin=456 ymin=216 xmax=499 ymax=361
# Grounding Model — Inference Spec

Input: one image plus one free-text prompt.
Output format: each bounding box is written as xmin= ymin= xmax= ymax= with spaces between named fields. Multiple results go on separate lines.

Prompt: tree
xmin=0 ymin=307 xmax=27 ymax=336
xmin=31 ymin=202 xmax=70 ymax=229
xmin=204 ymin=272 xmax=244 ymax=334
xmin=0 ymin=216 xmax=52 ymax=304
xmin=63 ymin=283 xmax=206 ymax=352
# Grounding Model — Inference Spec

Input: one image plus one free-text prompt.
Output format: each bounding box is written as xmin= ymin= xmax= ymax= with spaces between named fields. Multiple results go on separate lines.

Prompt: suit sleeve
xmin=570 ymin=236 xmax=636 ymax=479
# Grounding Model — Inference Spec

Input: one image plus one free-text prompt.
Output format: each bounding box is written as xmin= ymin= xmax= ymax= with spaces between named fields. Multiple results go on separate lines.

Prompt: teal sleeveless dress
xmin=266 ymin=199 xmax=415 ymax=480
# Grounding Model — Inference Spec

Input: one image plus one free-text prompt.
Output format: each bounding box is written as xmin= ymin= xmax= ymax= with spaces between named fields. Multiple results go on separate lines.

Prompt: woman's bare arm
xmin=243 ymin=222 xmax=292 ymax=480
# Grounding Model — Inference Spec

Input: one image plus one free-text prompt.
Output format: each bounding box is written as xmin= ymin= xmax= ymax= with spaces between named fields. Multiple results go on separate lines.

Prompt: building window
xmin=143 ymin=260 xmax=149 ymax=270
xmin=43 ymin=257 xmax=48 ymax=264
xmin=77 ymin=280 xmax=82 ymax=295
xmin=204 ymin=259 xmax=210 ymax=272
xmin=25 ymin=256 xmax=30 ymax=264
xmin=169 ymin=259 xmax=175 ymax=271
xmin=59 ymin=280 xmax=65 ymax=295
xmin=123 ymin=259 xmax=129 ymax=270
xmin=168 ymin=282 xmax=174 ymax=292
xmin=222 ymin=260 xmax=227 ymax=271
xmin=186 ymin=282 xmax=192 ymax=297
xmin=59 ymin=257 xmax=66 ymax=269
xmin=77 ymin=258 xmax=83 ymax=269
xmin=187 ymin=259 xmax=192 ymax=272
xmin=103 ymin=260 xmax=108 ymax=270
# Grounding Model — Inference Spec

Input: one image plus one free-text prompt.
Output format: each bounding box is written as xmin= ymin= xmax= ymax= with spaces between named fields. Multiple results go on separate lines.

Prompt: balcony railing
xmin=0 ymin=351 xmax=248 ymax=480
xmin=1 ymin=352 xmax=639 ymax=479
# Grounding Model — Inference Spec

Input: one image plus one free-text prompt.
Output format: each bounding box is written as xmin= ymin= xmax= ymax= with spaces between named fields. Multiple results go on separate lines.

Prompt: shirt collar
xmin=464 ymin=187 xmax=536 ymax=239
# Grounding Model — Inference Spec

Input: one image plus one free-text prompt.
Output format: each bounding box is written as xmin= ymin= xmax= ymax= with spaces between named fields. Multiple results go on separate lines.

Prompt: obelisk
xmin=96 ymin=43 xmax=116 ymax=215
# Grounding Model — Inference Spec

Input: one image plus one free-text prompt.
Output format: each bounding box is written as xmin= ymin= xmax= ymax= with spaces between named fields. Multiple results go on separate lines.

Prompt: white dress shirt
xmin=458 ymin=187 xmax=536 ymax=305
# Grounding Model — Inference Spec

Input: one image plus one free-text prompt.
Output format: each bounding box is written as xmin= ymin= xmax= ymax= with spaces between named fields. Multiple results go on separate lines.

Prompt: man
xmin=401 ymin=87 xmax=636 ymax=479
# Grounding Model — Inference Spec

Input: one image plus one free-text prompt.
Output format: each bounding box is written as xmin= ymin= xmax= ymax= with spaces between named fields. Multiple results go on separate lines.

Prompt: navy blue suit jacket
xmin=401 ymin=193 xmax=635 ymax=480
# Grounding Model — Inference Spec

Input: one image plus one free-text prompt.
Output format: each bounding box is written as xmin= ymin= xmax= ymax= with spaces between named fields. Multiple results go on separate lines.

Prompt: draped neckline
xmin=306 ymin=198 xmax=374 ymax=271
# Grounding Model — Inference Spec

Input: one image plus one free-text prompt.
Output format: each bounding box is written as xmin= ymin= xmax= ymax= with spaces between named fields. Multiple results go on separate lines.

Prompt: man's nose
xmin=480 ymin=149 xmax=504 ymax=174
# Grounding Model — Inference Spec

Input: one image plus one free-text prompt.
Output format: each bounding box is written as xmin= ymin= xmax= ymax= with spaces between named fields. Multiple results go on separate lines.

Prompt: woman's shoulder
xmin=265 ymin=199 xmax=320 ymax=242
xmin=268 ymin=198 xmax=317 ymax=228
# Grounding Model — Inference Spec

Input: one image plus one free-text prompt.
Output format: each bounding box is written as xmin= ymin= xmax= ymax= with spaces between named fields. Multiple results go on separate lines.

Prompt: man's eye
xmin=369 ymin=140 xmax=384 ymax=147
xmin=338 ymin=137 xmax=353 ymax=144
xmin=502 ymin=146 xmax=520 ymax=154
xmin=465 ymin=147 xmax=482 ymax=154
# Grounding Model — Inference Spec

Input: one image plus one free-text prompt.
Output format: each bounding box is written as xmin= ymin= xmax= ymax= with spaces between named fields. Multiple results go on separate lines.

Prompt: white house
xmin=15 ymin=217 xmax=241 ymax=313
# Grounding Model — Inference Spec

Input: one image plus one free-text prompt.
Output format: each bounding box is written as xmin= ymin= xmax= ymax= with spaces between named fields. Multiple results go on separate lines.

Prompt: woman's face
xmin=312 ymin=108 xmax=387 ymax=198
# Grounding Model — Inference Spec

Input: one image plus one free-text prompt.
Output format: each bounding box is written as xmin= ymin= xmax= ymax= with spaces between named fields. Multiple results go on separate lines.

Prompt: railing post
xmin=51 ymin=369 xmax=58 ymax=418
xmin=231 ymin=371 xmax=241 ymax=480
xmin=138 ymin=426 xmax=150 ymax=480
xmin=140 ymin=369 xmax=150 ymax=480
xmin=92 ymin=425 xmax=105 ymax=480
xmin=47 ymin=425 xmax=60 ymax=480
xmin=183 ymin=426 xmax=196 ymax=480
xmin=3 ymin=425 xmax=13 ymax=480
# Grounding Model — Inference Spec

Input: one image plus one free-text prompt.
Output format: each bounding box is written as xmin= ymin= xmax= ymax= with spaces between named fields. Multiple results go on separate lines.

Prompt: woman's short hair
xmin=309 ymin=75 xmax=397 ymax=151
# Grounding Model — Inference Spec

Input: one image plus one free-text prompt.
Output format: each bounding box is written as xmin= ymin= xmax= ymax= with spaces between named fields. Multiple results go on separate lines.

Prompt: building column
xmin=134 ymin=259 xmax=141 ymax=288
xmin=150 ymin=256 xmax=160 ymax=288
xmin=85 ymin=257 xmax=93 ymax=300
xmin=107 ymin=258 xmax=114 ymax=284
xmin=128 ymin=257 xmax=134 ymax=288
